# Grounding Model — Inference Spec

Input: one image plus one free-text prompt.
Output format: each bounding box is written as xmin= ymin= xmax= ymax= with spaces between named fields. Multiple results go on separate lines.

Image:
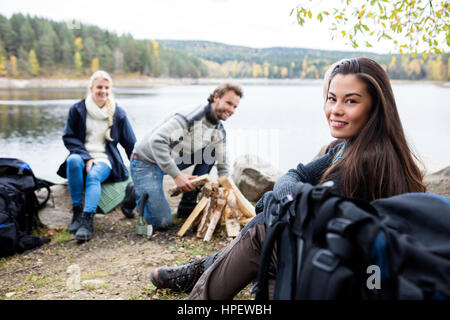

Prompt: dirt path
xmin=0 ymin=208 xmax=251 ymax=300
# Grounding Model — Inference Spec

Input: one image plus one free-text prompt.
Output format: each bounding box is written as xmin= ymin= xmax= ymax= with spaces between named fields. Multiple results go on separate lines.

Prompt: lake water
xmin=0 ymin=82 xmax=449 ymax=182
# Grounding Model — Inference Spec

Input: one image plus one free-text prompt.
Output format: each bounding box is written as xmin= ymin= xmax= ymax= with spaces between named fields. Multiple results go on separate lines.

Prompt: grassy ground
xmin=0 ymin=207 xmax=252 ymax=300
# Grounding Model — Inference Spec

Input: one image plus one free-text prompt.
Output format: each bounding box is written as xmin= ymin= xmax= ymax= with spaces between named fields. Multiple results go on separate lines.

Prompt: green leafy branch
xmin=291 ymin=0 xmax=450 ymax=59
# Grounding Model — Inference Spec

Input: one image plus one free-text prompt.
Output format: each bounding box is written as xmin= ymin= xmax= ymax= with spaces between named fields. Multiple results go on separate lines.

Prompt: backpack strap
xmin=254 ymin=219 xmax=287 ymax=300
xmin=0 ymin=186 xmax=11 ymax=213
xmin=273 ymin=224 xmax=298 ymax=299
xmin=291 ymin=184 xmax=314 ymax=237
xmin=311 ymin=196 xmax=342 ymax=244
xmin=33 ymin=179 xmax=51 ymax=210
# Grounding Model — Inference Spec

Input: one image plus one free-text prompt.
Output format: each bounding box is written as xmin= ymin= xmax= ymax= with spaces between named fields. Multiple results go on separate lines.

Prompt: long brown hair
xmin=320 ymin=58 xmax=426 ymax=200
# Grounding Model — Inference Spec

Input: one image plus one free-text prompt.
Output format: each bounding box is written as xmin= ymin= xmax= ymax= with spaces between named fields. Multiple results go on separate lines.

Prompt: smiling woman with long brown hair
xmin=320 ymin=58 xmax=426 ymax=201
xmin=150 ymin=57 xmax=426 ymax=299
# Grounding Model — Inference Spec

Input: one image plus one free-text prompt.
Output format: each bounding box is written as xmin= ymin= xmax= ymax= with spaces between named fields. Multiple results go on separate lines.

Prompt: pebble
xmin=5 ymin=292 xmax=16 ymax=298
xmin=82 ymin=279 xmax=105 ymax=288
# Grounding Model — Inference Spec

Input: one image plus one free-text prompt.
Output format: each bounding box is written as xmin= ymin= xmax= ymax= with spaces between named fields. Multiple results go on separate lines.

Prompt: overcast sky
xmin=0 ymin=0 xmax=389 ymax=53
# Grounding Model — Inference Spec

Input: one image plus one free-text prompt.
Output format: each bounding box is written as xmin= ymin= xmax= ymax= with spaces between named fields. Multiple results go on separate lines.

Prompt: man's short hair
xmin=207 ymin=82 xmax=243 ymax=103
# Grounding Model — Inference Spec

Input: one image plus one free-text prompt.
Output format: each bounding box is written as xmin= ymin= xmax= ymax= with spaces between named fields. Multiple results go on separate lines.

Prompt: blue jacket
xmin=57 ymin=99 xmax=136 ymax=182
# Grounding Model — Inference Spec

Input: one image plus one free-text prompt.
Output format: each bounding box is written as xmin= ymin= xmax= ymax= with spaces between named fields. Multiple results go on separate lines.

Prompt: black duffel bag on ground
xmin=0 ymin=158 xmax=51 ymax=257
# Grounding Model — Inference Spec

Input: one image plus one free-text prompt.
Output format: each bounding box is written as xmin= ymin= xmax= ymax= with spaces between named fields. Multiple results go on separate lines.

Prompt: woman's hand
xmin=86 ymin=159 xmax=97 ymax=173
xmin=174 ymin=172 xmax=198 ymax=193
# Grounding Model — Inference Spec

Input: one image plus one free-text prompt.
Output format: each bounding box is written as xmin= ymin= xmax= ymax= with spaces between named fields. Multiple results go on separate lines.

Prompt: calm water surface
xmin=0 ymin=82 xmax=449 ymax=181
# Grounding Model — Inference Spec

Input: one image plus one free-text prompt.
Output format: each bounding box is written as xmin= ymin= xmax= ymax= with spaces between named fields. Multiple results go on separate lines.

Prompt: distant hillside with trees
xmin=0 ymin=13 xmax=208 ymax=78
xmin=0 ymin=13 xmax=447 ymax=81
xmin=158 ymin=40 xmax=449 ymax=81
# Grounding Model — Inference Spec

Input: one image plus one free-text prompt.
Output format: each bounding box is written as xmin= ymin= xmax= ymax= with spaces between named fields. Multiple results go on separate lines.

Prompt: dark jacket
xmin=271 ymin=142 xmax=369 ymax=203
xmin=56 ymin=99 xmax=136 ymax=182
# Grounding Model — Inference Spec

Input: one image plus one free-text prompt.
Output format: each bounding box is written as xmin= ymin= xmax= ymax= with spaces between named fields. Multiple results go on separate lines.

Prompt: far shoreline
xmin=0 ymin=77 xmax=449 ymax=89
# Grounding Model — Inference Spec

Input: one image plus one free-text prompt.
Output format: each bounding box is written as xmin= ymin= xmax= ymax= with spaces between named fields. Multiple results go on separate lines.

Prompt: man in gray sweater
xmin=130 ymin=83 xmax=243 ymax=230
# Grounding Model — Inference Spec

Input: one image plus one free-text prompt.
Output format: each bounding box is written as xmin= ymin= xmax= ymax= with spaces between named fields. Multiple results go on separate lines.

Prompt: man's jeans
xmin=130 ymin=158 xmax=214 ymax=230
xmin=66 ymin=153 xmax=111 ymax=213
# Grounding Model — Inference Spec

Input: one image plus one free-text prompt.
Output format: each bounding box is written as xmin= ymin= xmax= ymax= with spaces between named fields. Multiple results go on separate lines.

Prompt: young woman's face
xmin=325 ymin=74 xmax=373 ymax=140
xmin=90 ymin=78 xmax=111 ymax=107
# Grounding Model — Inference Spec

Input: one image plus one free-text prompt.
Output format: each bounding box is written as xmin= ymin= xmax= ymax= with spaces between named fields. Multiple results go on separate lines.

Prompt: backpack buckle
xmin=312 ymin=249 xmax=339 ymax=272
xmin=327 ymin=218 xmax=353 ymax=235
xmin=311 ymin=183 xmax=333 ymax=201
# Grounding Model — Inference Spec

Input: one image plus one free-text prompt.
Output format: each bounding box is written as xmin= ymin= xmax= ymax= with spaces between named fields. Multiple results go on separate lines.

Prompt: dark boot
xmin=150 ymin=257 xmax=207 ymax=292
xmin=75 ymin=212 xmax=95 ymax=241
xmin=68 ymin=204 xmax=83 ymax=234
xmin=121 ymin=182 xmax=137 ymax=219
xmin=177 ymin=187 xmax=200 ymax=219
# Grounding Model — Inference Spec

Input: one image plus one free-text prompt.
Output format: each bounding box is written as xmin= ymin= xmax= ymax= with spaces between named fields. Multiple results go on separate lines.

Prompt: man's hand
xmin=174 ymin=172 xmax=198 ymax=193
xmin=86 ymin=159 xmax=97 ymax=173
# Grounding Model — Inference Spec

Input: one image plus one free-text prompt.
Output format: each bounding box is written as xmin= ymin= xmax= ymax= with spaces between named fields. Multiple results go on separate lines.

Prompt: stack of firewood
xmin=171 ymin=175 xmax=256 ymax=241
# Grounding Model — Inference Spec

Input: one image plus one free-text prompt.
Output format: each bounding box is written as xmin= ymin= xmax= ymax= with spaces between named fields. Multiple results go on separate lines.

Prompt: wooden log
xmin=203 ymin=198 xmax=226 ymax=241
xmin=225 ymin=216 xmax=241 ymax=237
xmin=226 ymin=190 xmax=238 ymax=210
xmin=196 ymin=206 xmax=212 ymax=238
xmin=193 ymin=196 xmax=210 ymax=227
xmin=169 ymin=174 xmax=211 ymax=197
xmin=224 ymin=204 xmax=240 ymax=237
xmin=220 ymin=206 xmax=230 ymax=226
xmin=196 ymin=188 xmax=219 ymax=238
xmin=218 ymin=176 xmax=256 ymax=218
xmin=201 ymin=183 xmax=213 ymax=198
xmin=177 ymin=196 xmax=210 ymax=237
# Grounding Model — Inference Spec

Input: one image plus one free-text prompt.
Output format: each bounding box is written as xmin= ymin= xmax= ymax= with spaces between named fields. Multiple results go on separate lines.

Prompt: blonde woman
xmin=57 ymin=71 xmax=136 ymax=241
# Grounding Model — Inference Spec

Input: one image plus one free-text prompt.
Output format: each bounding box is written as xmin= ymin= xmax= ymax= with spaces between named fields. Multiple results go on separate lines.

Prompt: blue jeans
xmin=130 ymin=157 xmax=214 ymax=230
xmin=66 ymin=153 xmax=111 ymax=213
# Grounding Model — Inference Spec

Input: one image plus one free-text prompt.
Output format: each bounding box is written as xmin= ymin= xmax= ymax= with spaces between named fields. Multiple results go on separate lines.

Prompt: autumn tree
xmin=91 ymin=57 xmax=99 ymax=73
xmin=292 ymin=0 xmax=449 ymax=57
xmin=74 ymin=37 xmax=83 ymax=75
xmin=9 ymin=55 xmax=18 ymax=76
xmin=0 ymin=42 xmax=7 ymax=76
xmin=28 ymin=49 xmax=40 ymax=76
xmin=74 ymin=51 xmax=83 ymax=75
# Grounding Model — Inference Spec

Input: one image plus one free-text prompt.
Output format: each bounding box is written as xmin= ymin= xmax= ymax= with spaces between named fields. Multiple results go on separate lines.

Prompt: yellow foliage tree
xmin=252 ymin=63 xmax=263 ymax=77
xmin=408 ymin=59 xmax=421 ymax=77
xmin=281 ymin=67 xmax=289 ymax=78
xmin=28 ymin=49 xmax=40 ymax=76
xmin=0 ymin=49 xmax=7 ymax=76
xmin=9 ymin=55 xmax=18 ymax=76
xmin=151 ymin=40 xmax=160 ymax=60
xmin=273 ymin=65 xmax=279 ymax=76
xmin=430 ymin=56 xmax=444 ymax=80
xmin=74 ymin=37 xmax=83 ymax=51
xmin=448 ymin=57 xmax=450 ymax=81
xmin=74 ymin=51 xmax=83 ymax=75
xmin=91 ymin=58 xmax=99 ymax=73
xmin=230 ymin=60 xmax=240 ymax=77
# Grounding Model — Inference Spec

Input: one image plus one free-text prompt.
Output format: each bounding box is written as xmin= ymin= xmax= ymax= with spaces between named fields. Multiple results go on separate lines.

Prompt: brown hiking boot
xmin=150 ymin=257 xmax=206 ymax=292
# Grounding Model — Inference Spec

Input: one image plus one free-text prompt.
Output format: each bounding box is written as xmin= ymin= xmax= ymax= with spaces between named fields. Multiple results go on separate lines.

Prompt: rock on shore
xmin=423 ymin=166 xmax=450 ymax=198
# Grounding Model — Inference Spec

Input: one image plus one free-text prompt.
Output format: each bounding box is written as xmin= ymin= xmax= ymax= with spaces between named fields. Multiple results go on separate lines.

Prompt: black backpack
xmin=0 ymin=158 xmax=51 ymax=257
xmin=254 ymin=182 xmax=450 ymax=300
